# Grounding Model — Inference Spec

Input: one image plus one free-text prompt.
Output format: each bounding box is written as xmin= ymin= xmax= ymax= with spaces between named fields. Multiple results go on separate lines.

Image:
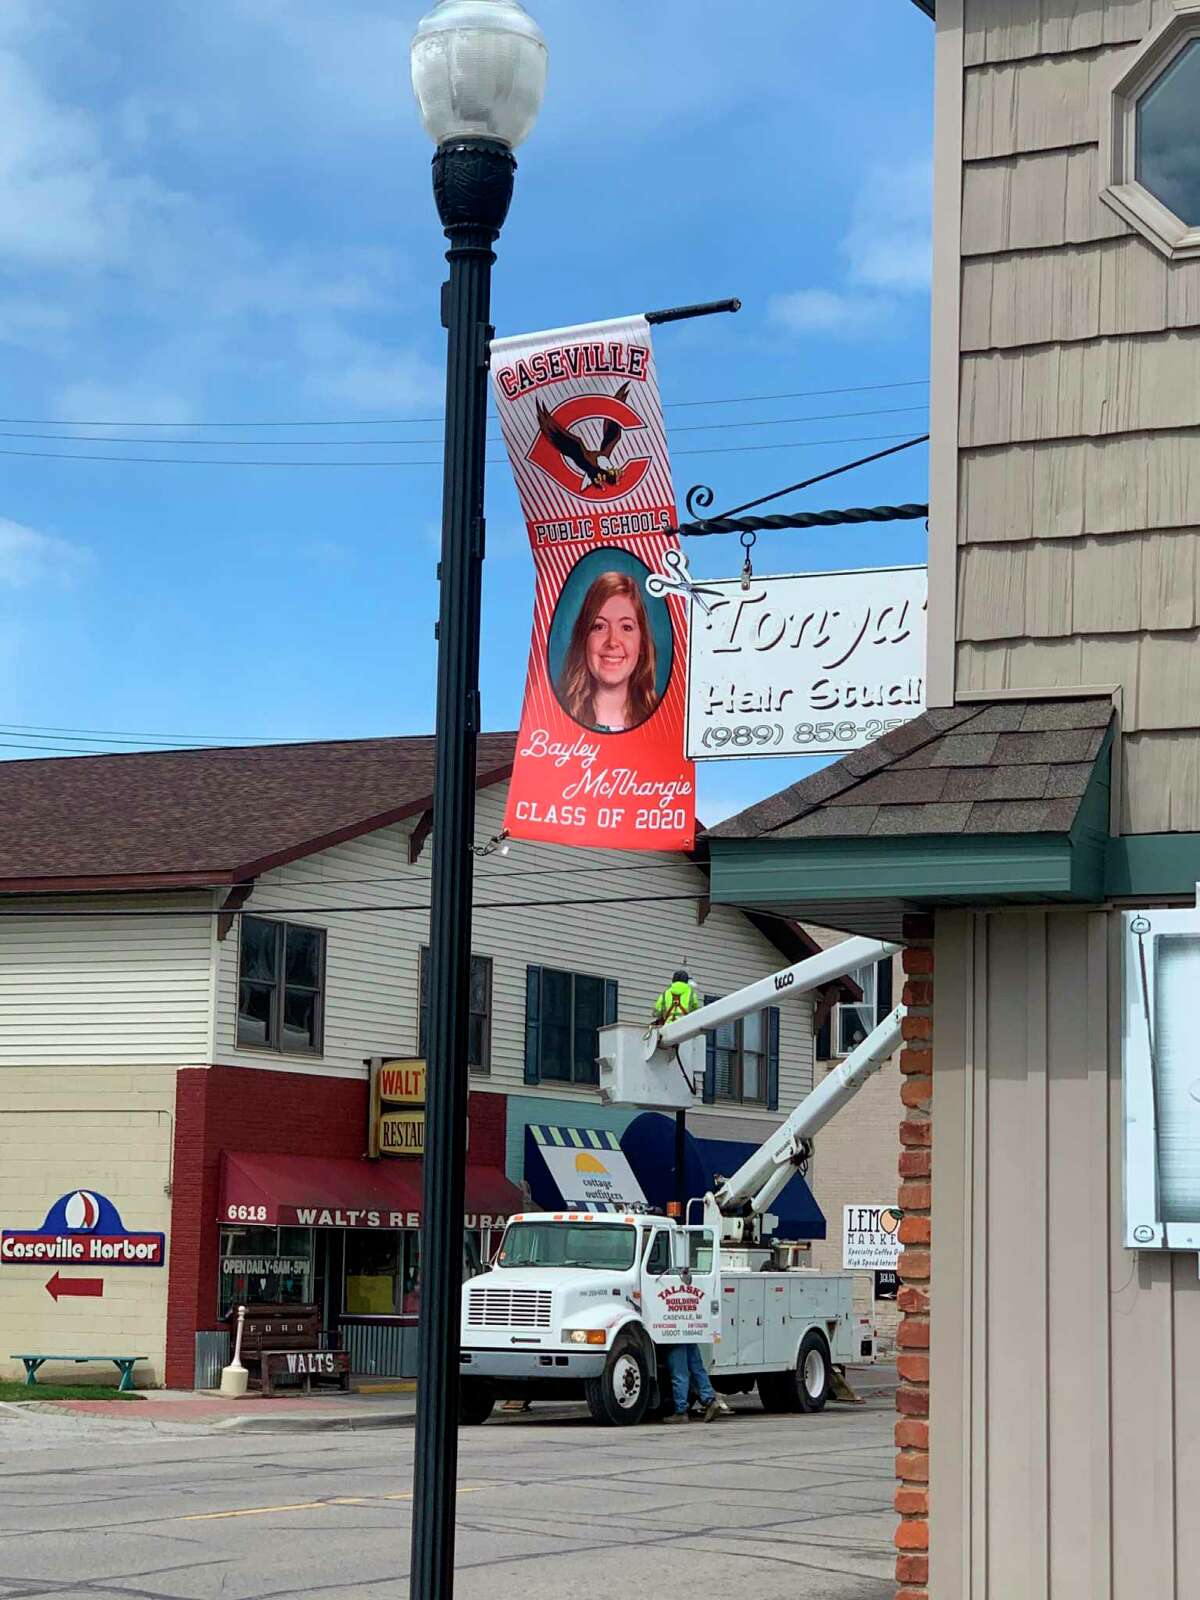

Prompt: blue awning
xmin=619 ymin=1111 xmax=826 ymax=1240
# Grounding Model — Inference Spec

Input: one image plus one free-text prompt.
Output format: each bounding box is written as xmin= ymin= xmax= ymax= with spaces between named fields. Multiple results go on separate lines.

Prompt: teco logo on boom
xmin=774 ymin=972 xmax=795 ymax=992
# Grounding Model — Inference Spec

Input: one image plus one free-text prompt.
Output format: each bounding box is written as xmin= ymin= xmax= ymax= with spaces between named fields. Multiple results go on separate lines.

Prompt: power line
xmin=0 ymin=404 xmax=928 ymax=450
xmin=0 ymin=379 xmax=929 ymax=430
xmin=0 ymin=890 xmax=721 ymax=919
xmin=0 ymin=429 xmax=929 ymax=469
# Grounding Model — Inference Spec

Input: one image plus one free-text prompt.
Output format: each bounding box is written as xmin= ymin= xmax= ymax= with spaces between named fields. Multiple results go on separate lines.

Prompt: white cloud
xmin=299 ymin=323 xmax=442 ymax=413
xmin=54 ymin=382 xmax=195 ymax=427
xmin=0 ymin=518 xmax=89 ymax=587
xmin=770 ymin=288 xmax=895 ymax=339
xmin=843 ymin=159 xmax=932 ymax=292
xmin=772 ymin=159 xmax=931 ymax=342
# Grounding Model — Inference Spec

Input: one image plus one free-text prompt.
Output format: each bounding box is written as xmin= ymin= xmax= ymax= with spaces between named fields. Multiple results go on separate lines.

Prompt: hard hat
xmin=673 ymin=968 xmax=690 ymax=983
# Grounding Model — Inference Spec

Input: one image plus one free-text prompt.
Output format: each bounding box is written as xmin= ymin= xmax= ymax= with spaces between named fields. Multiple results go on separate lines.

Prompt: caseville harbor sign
xmin=685 ymin=564 xmax=927 ymax=759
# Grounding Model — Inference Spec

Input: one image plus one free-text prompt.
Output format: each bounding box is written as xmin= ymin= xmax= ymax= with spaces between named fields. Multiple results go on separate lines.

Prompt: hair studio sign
xmin=685 ymin=564 xmax=927 ymax=759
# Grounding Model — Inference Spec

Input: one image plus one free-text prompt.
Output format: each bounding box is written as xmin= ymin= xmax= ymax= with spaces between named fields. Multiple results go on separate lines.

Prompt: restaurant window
xmin=218 ymin=1224 xmax=313 ymax=1318
xmin=237 ymin=916 xmax=326 ymax=1054
xmin=524 ymin=966 xmax=618 ymax=1086
xmin=419 ymin=948 xmax=492 ymax=1072
xmin=343 ymin=1231 xmax=422 ymax=1318
xmin=703 ymin=997 xmax=778 ymax=1108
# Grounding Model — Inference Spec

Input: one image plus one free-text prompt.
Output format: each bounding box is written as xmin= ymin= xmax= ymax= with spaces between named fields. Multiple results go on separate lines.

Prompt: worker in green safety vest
xmin=653 ymin=969 xmax=702 ymax=1026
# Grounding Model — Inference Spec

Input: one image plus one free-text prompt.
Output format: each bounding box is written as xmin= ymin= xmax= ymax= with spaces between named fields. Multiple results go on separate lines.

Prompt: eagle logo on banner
xmin=529 ymin=383 xmax=652 ymax=500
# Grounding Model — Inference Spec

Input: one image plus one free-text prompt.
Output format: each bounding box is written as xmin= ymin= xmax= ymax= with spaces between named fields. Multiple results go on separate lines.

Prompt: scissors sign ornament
xmin=645 ymin=547 xmax=724 ymax=616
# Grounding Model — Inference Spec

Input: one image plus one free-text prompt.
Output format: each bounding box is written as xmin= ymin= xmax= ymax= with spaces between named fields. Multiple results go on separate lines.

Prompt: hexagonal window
xmin=1102 ymin=8 xmax=1200 ymax=260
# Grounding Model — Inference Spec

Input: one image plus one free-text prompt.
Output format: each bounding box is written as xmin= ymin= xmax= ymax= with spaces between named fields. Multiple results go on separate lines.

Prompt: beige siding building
xmin=707 ymin=3 xmax=1200 ymax=1596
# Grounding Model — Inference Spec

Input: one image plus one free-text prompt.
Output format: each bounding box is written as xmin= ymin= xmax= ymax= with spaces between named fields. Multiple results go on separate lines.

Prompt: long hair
xmin=558 ymin=570 xmax=659 ymax=730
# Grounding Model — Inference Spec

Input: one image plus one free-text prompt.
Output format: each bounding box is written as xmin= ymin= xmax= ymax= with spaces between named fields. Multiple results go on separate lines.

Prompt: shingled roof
xmin=708 ymin=698 xmax=1114 ymax=843
xmin=0 ymin=733 xmax=517 ymax=892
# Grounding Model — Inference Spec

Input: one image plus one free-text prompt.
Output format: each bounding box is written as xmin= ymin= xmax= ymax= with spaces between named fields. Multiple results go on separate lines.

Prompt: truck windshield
xmin=496 ymin=1222 xmax=636 ymax=1271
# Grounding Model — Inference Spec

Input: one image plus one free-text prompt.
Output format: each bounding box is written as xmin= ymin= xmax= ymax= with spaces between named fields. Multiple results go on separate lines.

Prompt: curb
xmin=211 ymin=1408 xmax=418 ymax=1434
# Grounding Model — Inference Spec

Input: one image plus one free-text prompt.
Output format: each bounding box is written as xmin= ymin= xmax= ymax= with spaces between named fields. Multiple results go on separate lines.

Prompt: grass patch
xmin=0 ymin=1381 xmax=143 ymax=1402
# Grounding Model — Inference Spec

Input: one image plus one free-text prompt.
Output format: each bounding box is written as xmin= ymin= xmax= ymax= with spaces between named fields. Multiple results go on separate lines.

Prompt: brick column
xmin=895 ymin=912 xmax=933 ymax=1599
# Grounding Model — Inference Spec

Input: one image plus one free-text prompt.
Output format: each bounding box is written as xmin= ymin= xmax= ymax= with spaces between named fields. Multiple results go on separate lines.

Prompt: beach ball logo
xmin=64 ymin=1191 xmax=101 ymax=1230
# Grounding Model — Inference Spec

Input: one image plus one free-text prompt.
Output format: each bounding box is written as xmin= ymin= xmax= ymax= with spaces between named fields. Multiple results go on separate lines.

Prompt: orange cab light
xmin=666 ymin=1202 xmax=681 ymax=1218
xmin=585 ymin=1330 xmax=606 ymax=1345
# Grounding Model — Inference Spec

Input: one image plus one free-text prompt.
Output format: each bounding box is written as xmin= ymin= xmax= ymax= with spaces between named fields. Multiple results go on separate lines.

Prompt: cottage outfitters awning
xmin=524 ymin=1125 xmax=648 ymax=1213
xmin=219 ymin=1152 xmax=522 ymax=1231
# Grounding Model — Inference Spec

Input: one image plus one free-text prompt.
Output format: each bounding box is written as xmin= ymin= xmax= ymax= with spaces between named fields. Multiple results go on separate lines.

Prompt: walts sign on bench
xmin=685 ymin=564 xmax=927 ymax=759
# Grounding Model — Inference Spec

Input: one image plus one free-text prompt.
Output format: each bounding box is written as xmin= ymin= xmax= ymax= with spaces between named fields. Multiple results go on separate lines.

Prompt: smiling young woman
xmin=557 ymin=571 xmax=660 ymax=732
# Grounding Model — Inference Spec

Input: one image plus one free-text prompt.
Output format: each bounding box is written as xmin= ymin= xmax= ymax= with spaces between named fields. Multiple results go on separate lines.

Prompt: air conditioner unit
xmin=833 ymin=1002 xmax=876 ymax=1058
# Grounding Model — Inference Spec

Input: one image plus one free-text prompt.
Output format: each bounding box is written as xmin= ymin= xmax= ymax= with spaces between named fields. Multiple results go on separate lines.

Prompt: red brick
xmin=899 ymin=1180 xmax=932 ymax=1211
xmin=897 ymin=1352 xmax=930 ymax=1383
xmin=901 ymin=1077 xmax=933 ymax=1108
xmin=895 ymin=1484 xmax=929 ymax=1516
xmin=899 ymin=1046 xmax=932 ymax=1075
xmin=898 ymin=1215 xmax=931 ymax=1246
xmin=901 ymin=1013 xmax=933 ymax=1042
xmin=900 ymin=1119 xmax=933 ymax=1147
xmin=902 ymin=912 xmax=935 ymax=941
xmin=899 ymin=1149 xmax=931 ymax=1179
xmin=902 ymin=946 xmax=934 ymax=976
xmin=902 ymin=978 xmax=933 ymax=1007
xmin=899 ymin=1247 xmax=930 ymax=1280
xmin=896 ymin=1553 xmax=929 ymax=1585
xmin=896 ymin=1588 xmax=930 ymax=1600
xmin=896 ymin=1383 xmax=929 ymax=1417
xmin=897 ymin=1316 xmax=930 ymax=1350
xmin=895 ymin=1517 xmax=930 ymax=1549
xmin=895 ymin=1418 xmax=929 ymax=1450
xmin=897 ymin=1285 xmax=930 ymax=1315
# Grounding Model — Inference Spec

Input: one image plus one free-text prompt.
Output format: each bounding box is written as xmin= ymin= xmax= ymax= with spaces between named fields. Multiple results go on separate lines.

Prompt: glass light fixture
xmin=411 ymin=0 xmax=548 ymax=150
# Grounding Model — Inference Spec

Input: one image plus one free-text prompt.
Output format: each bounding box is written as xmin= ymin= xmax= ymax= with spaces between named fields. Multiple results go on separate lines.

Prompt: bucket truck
xmin=458 ymin=938 xmax=904 ymax=1426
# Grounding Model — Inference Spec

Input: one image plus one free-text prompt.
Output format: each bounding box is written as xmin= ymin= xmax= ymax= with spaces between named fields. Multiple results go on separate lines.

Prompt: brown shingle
xmin=925 ymin=732 xmax=999 ymax=768
xmin=1018 ymin=697 xmax=1112 ymax=732
xmin=0 ymin=733 xmax=517 ymax=889
xmin=827 ymin=768 xmax=951 ymax=806
xmin=992 ymin=729 xmax=1100 ymax=765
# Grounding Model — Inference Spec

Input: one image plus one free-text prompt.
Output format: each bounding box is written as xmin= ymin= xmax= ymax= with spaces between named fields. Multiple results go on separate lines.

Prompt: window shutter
xmin=815 ymin=1010 xmax=832 ymax=1061
xmin=702 ymin=994 xmax=716 ymax=1105
xmin=767 ymin=1006 xmax=780 ymax=1111
xmin=604 ymin=979 xmax=618 ymax=1025
xmin=524 ymin=966 xmax=541 ymax=1085
xmin=876 ymin=957 xmax=893 ymax=1022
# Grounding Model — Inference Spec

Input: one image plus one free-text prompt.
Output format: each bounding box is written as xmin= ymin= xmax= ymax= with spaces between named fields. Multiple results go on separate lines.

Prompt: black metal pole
xmin=674 ymin=1109 xmax=688 ymax=1218
xmin=410 ymin=136 xmax=515 ymax=1600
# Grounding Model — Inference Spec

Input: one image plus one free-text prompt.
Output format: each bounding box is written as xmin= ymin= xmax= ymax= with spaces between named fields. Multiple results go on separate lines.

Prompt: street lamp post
xmin=409 ymin=6 xmax=547 ymax=1600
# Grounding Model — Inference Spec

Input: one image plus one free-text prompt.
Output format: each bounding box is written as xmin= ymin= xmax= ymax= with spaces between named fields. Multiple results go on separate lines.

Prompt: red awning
xmin=219 ymin=1152 xmax=522 ymax=1230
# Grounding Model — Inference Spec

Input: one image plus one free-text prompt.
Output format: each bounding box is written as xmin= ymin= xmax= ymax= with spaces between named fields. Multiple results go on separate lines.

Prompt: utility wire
xmin=0 ymin=890 xmax=726 ymax=919
xmin=0 ymin=379 xmax=929 ymax=430
xmin=0 ymin=429 xmax=927 ymax=468
xmin=0 ymin=404 xmax=928 ymax=450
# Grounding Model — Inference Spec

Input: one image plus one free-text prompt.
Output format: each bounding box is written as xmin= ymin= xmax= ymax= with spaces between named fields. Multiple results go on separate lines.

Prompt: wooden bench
xmin=11 ymin=1354 xmax=147 ymax=1393
xmin=228 ymin=1304 xmax=350 ymax=1397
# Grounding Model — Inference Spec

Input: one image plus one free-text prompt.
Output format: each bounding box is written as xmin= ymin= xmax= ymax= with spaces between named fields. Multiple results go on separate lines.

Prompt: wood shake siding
xmin=954 ymin=1 xmax=1200 ymax=832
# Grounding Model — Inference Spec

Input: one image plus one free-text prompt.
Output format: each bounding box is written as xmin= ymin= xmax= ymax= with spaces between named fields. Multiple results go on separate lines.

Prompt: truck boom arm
xmin=714 ymin=1003 xmax=906 ymax=1213
xmin=658 ymin=936 xmax=900 ymax=1051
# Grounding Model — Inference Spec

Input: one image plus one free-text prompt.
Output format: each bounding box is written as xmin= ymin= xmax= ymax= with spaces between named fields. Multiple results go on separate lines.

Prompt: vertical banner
xmin=491 ymin=315 xmax=694 ymax=851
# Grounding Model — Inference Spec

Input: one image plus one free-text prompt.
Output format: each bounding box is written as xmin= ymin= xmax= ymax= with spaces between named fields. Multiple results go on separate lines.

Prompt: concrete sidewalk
xmin=6 ymin=1363 xmax=896 ymax=1434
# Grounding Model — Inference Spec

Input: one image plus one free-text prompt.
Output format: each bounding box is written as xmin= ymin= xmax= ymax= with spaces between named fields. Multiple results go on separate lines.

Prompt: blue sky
xmin=0 ymin=0 xmax=933 ymax=822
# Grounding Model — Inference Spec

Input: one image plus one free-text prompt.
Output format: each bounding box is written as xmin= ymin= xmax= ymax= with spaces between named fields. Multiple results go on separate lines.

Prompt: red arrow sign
xmin=45 ymin=1272 xmax=104 ymax=1302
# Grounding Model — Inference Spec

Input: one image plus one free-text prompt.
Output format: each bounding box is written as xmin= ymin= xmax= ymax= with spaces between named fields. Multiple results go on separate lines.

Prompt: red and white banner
xmin=491 ymin=315 xmax=695 ymax=852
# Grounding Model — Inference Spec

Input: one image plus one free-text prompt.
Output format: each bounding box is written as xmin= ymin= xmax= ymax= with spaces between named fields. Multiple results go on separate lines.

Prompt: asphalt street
xmin=0 ymin=1390 xmax=895 ymax=1600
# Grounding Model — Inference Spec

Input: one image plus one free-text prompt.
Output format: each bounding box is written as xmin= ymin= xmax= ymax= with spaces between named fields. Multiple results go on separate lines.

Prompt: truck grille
xmin=466 ymin=1288 xmax=552 ymax=1328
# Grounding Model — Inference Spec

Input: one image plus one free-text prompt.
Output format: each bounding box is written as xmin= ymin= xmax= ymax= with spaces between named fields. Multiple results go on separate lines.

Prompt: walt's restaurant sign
xmin=368 ymin=1058 xmax=425 ymax=1158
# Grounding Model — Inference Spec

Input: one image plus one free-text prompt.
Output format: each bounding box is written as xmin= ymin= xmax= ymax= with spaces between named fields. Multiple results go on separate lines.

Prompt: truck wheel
xmin=757 ymin=1371 xmax=797 ymax=1414
xmin=795 ymin=1330 xmax=831 ymax=1413
xmin=584 ymin=1336 xmax=651 ymax=1426
xmin=459 ymin=1379 xmax=495 ymax=1425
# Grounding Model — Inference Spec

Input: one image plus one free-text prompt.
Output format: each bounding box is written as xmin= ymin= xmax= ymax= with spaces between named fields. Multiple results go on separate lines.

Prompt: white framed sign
xmin=843 ymin=1203 xmax=902 ymax=1270
xmin=685 ymin=564 xmax=927 ymax=759
xmin=1123 ymin=894 xmax=1200 ymax=1252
